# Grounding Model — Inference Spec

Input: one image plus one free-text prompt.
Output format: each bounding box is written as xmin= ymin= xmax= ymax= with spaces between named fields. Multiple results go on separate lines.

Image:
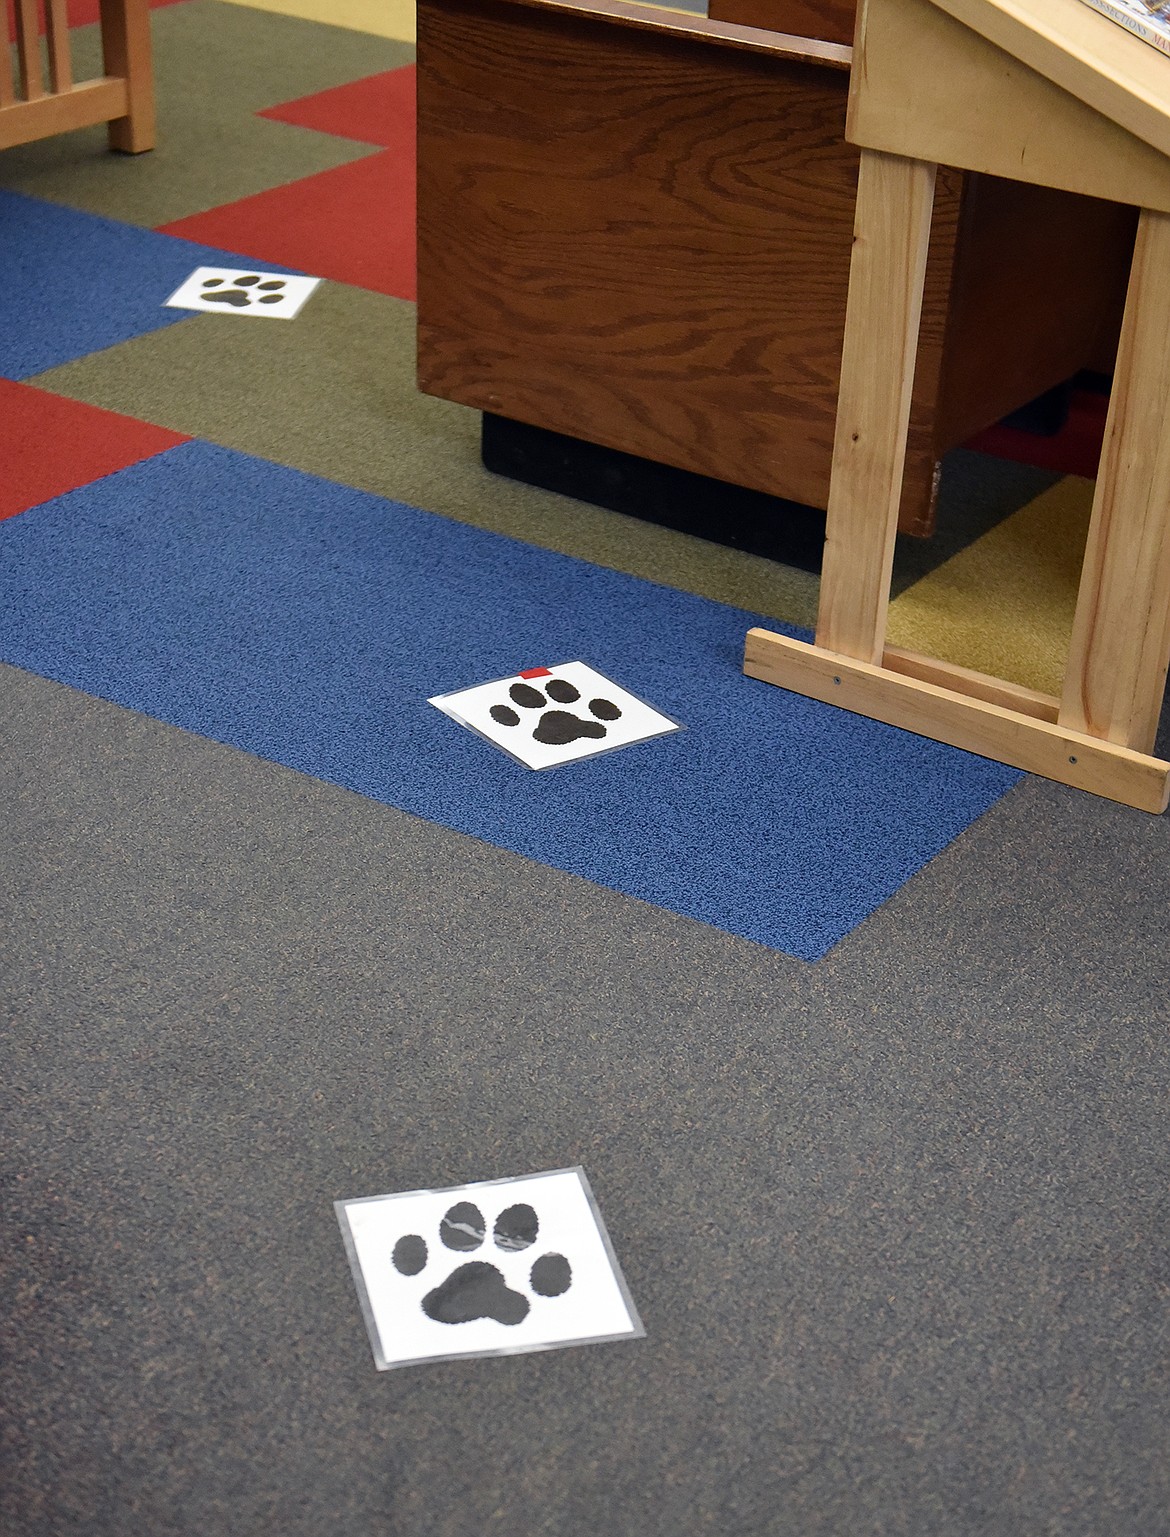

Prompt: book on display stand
xmin=1078 ymin=0 xmax=1170 ymax=55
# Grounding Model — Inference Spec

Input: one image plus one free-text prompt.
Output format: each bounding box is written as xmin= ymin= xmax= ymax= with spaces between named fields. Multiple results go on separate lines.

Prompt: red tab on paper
xmin=518 ymin=667 xmax=552 ymax=679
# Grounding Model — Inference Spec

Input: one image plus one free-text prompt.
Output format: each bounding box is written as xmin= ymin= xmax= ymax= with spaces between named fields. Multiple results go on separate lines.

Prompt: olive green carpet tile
xmin=31 ymin=284 xmax=824 ymax=631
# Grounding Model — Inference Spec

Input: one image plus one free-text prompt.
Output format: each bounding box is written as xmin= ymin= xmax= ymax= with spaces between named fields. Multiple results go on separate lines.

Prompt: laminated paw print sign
xmin=165 ymin=266 xmax=321 ymax=319
xmin=335 ymin=1168 xmax=644 ymax=1370
xmin=430 ymin=661 xmax=681 ymax=770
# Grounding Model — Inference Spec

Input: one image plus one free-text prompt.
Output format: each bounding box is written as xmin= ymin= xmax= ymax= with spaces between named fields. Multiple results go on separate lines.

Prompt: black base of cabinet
xmin=481 ymin=413 xmax=828 ymax=575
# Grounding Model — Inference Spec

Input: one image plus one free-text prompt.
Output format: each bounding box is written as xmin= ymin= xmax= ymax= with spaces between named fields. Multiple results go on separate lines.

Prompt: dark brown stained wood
xmin=497 ymin=0 xmax=851 ymax=64
xmin=708 ymin=0 xmax=856 ymax=48
xmin=418 ymin=0 xmax=963 ymax=525
xmin=417 ymin=0 xmax=1132 ymax=536
xmin=933 ymin=174 xmax=1135 ymax=448
xmin=897 ymin=164 xmax=966 ymax=535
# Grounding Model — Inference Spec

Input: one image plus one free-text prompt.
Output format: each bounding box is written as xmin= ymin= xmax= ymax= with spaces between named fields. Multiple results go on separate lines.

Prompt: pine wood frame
xmin=745 ymin=0 xmax=1170 ymax=812
xmin=1 ymin=0 xmax=154 ymax=153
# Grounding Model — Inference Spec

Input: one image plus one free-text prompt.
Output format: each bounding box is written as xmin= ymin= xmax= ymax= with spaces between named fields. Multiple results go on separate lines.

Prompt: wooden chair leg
xmin=100 ymin=0 xmax=155 ymax=153
xmin=816 ymin=148 xmax=937 ymax=663
xmin=1060 ymin=207 xmax=1170 ymax=754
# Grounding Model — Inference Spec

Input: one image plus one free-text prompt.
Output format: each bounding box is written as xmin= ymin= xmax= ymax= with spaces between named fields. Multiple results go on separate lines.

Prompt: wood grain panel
xmin=933 ymin=0 xmax=1170 ymax=165
xmin=935 ymin=175 xmax=1135 ymax=447
xmin=850 ymin=0 xmax=1170 ymax=210
xmin=708 ymin=0 xmax=856 ymax=48
xmin=417 ymin=0 xmax=963 ymax=524
xmin=1061 ymin=208 xmax=1170 ymax=753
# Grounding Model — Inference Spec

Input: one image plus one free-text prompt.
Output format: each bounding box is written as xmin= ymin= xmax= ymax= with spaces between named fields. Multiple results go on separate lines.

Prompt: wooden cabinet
xmin=710 ymin=0 xmax=856 ymax=47
xmin=417 ymin=0 xmax=1133 ymax=535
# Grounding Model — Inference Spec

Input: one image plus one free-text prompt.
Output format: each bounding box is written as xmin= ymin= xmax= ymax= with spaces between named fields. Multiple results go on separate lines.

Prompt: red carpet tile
xmin=259 ymin=64 xmax=415 ymax=148
xmin=965 ymin=389 xmax=1108 ymax=480
xmin=4 ymin=0 xmax=186 ymax=35
xmin=158 ymin=144 xmax=416 ymax=302
xmin=0 ymin=379 xmax=188 ymax=522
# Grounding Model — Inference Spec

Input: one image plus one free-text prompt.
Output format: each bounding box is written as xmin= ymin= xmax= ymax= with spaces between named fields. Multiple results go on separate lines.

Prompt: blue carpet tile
xmin=0 ymin=190 xmax=303 ymax=378
xmin=0 ymin=441 xmax=1021 ymax=957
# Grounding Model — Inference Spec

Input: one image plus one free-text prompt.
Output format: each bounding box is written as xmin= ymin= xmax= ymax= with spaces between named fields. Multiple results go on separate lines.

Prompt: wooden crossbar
xmin=743 ymin=0 xmax=1170 ymax=814
xmin=745 ymin=628 xmax=1170 ymax=812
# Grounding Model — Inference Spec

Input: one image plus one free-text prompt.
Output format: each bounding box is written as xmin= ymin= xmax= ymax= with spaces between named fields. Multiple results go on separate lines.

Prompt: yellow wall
xmin=216 ymin=0 xmax=416 ymax=44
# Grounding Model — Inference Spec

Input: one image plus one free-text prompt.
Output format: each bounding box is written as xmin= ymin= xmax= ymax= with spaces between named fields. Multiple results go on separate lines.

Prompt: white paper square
xmin=429 ymin=661 xmax=681 ymax=770
xmin=335 ymin=1168 xmax=644 ymax=1371
xmin=164 ymin=266 xmax=321 ymax=319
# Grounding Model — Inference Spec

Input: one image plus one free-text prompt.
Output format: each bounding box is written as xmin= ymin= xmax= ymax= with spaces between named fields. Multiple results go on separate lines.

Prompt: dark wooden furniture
xmin=710 ymin=0 xmax=856 ymax=46
xmin=417 ymin=0 xmax=1132 ymax=536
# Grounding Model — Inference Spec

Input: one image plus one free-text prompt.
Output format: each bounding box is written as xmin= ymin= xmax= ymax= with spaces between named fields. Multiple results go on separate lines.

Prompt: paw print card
xmin=165 ymin=266 xmax=321 ymax=319
xmin=429 ymin=662 xmax=681 ymax=770
xmin=335 ymin=1168 xmax=644 ymax=1370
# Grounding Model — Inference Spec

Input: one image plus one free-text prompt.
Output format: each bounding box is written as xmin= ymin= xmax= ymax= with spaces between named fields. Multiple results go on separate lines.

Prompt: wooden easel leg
xmin=816 ymin=149 xmax=937 ymax=663
xmin=1060 ymin=207 xmax=1170 ymax=754
xmin=100 ymin=0 xmax=155 ymax=153
xmin=742 ymin=165 xmax=1170 ymax=810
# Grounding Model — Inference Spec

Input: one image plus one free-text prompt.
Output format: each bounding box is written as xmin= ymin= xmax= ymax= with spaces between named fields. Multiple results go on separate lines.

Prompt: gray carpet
xmin=4 ymin=660 xmax=1169 ymax=1537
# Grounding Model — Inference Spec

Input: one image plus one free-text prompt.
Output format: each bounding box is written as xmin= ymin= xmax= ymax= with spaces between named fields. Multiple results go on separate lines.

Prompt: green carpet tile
xmin=32 ymin=284 xmax=825 ymax=630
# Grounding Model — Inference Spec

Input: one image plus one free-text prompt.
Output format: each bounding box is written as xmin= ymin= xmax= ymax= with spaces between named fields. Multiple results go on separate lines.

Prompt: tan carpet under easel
xmin=886 ymin=475 xmax=1094 ymax=696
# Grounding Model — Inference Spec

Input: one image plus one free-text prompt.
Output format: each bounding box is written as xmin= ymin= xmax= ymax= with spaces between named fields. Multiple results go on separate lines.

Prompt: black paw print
xmin=490 ymin=679 xmax=622 ymax=746
xmin=201 ymin=275 xmax=286 ymax=309
xmin=393 ymin=1200 xmax=572 ymax=1326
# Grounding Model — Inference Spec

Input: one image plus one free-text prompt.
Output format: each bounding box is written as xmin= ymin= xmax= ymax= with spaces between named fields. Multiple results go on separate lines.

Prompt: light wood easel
xmin=1 ymin=0 xmax=154 ymax=154
xmin=745 ymin=0 xmax=1170 ymax=812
